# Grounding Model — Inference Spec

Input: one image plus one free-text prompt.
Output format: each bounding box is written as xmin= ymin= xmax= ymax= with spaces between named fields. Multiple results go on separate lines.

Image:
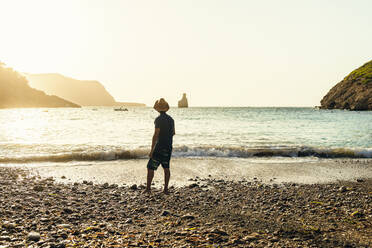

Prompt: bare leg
xmin=163 ymin=168 xmax=170 ymax=194
xmin=145 ymin=169 xmax=154 ymax=193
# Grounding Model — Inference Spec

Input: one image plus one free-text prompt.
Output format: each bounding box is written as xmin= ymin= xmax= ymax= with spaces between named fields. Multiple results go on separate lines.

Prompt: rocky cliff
xmin=320 ymin=60 xmax=372 ymax=111
xmin=178 ymin=93 xmax=188 ymax=108
xmin=26 ymin=73 xmax=145 ymax=107
xmin=0 ymin=63 xmax=80 ymax=108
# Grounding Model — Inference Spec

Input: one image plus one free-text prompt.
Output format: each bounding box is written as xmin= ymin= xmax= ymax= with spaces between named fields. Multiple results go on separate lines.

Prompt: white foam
xmin=0 ymin=145 xmax=371 ymax=164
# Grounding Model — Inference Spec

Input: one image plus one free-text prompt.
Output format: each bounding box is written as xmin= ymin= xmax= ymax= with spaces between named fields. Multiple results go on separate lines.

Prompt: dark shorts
xmin=147 ymin=148 xmax=172 ymax=170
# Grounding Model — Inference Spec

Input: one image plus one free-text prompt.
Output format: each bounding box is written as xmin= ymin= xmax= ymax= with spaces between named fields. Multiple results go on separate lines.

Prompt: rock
xmin=351 ymin=210 xmax=364 ymax=218
xmin=178 ymin=93 xmax=189 ymax=108
xmin=63 ymin=208 xmax=74 ymax=214
xmin=320 ymin=60 xmax=372 ymax=110
xmin=99 ymin=223 xmax=107 ymax=228
xmin=84 ymin=226 xmax=100 ymax=232
xmin=211 ymin=228 xmax=228 ymax=236
xmin=12 ymin=244 xmax=24 ymax=248
xmin=161 ymin=210 xmax=171 ymax=216
xmin=57 ymin=224 xmax=71 ymax=229
xmin=0 ymin=236 xmax=11 ymax=241
xmin=232 ymin=238 xmax=244 ymax=244
xmin=51 ymin=243 xmax=66 ymax=248
xmin=339 ymin=186 xmax=347 ymax=193
xmin=181 ymin=214 xmax=195 ymax=220
xmin=243 ymin=232 xmax=260 ymax=241
xmin=270 ymin=236 xmax=279 ymax=242
xmin=2 ymin=221 xmax=16 ymax=229
xmin=33 ymin=185 xmax=44 ymax=192
xmin=130 ymin=184 xmax=137 ymax=190
xmin=27 ymin=232 xmax=41 ymax=242
xmin=188 ymin=183 xmax=199 ymax=188
xmin=356 ymin=178 xmax=365 ymax=182
xmin=60 ymin=232 xmax=68 ymax=239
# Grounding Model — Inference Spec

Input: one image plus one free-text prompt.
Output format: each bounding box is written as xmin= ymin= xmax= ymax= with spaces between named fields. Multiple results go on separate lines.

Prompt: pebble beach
xmin=0 ymin=166 xmax=371 ymax=248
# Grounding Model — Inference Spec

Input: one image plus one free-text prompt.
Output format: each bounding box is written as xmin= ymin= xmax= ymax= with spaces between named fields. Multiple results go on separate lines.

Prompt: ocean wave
xmin=0 ymin=145 xmax=371 ymax=164
xmin=0 ymin=149 xmax=148 ymax=164
xmin=173 ymin=146 xmax=372 ymax=159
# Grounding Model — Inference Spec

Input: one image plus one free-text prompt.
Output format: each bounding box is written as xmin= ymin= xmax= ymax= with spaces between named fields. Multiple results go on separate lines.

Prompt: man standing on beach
xmin=145 ymin=98 xmax=175 ymax=194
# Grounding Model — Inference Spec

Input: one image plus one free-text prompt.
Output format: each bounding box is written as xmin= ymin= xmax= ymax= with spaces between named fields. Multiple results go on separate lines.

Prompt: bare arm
xmin=149 ymin=128 xmax=160 ymax=158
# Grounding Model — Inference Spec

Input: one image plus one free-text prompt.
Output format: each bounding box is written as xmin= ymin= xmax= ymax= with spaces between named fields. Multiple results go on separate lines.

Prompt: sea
xmin=1 ymin=107 xmax=371 ymax=185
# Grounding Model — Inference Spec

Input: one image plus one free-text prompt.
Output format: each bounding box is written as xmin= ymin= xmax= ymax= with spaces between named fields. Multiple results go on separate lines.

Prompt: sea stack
xmin=178 ymin=93 xmax=188 ymax=108
xmin=320 ymin=60 xmax=372 ymax=111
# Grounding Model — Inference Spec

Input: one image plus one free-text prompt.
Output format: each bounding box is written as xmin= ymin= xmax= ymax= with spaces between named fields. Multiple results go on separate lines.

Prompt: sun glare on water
xmin=2 ymin=109 xmax=50 ymax=144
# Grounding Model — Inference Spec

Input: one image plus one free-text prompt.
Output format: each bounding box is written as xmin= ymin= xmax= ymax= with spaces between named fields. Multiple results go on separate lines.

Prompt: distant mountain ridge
xmin=26 ymin=73 xmax=145 ymax=107
xmin=0 ymin=63 xmax=80 ymax=108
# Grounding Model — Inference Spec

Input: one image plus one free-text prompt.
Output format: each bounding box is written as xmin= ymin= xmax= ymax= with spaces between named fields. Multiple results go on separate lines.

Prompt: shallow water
xmin=0 ymin=107 xmax=371 ymax=165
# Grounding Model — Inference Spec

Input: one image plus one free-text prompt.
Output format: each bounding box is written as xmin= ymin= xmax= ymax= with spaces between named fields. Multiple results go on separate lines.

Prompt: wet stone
xmin=188 ymin=183 xmax=199 ymax=188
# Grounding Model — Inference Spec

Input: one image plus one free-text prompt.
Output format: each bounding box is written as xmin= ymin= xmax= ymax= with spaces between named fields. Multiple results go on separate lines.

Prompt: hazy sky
xmin=1 ymin=0 xmax=371 ymax=106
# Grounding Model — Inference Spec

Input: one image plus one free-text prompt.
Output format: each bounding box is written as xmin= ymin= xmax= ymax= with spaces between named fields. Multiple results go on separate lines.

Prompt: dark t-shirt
xmin=154 ymin=112 xmax=174 ymax=151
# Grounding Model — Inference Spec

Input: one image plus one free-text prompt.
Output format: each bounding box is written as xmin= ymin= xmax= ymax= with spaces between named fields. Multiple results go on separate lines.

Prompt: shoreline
xmin=26 ymin=157 xmax=372 ymax=187
xmin=0 ymin=166 xmax=371 ymax=247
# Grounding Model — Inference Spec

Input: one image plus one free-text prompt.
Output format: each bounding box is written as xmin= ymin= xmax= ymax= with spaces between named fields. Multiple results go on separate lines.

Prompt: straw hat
xmin=153 ymin=98 xmax=169 ymax=112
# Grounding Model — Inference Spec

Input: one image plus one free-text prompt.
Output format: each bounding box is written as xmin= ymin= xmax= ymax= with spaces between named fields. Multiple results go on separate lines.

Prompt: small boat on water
xmin=114 ymin=107 xmax=128 ymax=111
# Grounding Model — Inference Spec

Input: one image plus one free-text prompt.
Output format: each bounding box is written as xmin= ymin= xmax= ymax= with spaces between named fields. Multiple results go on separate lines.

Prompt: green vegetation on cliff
xmin=0 ymin=62 xmax=80 ymax=108
xmin=321 ymin=59 xmax=372 ymax=111
xmin=345 ymin=60 xmax=372 ymax=84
